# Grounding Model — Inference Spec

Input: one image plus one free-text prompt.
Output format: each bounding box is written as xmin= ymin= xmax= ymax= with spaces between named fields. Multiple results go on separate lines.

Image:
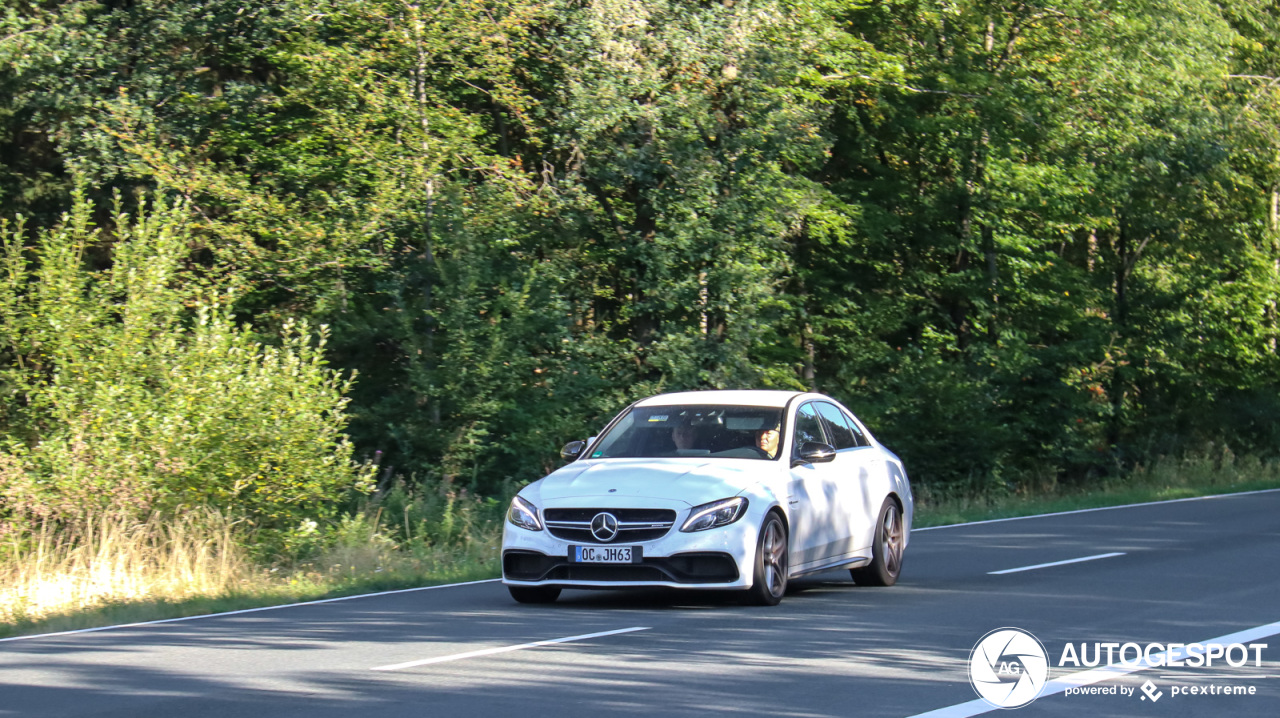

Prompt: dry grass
xmin=0 ymin=501 xmax=505 ymax=637
xmin=0 ymin=512 xmax=252 ymax=626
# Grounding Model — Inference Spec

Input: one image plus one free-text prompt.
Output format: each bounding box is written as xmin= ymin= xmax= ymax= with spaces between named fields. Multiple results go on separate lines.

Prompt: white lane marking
xmin=370 ymin=626 xmax=652 ymax=671
xmin=988 ymin=552 xmax=1126 ymax=575
xmin=906 ymin=619 xmax=1280 ymax=718
xmin=0 ymin=578 xmax=502 ymax=644
xmin=914 ymin=486 xmax=1280 ymax=532
xmin=1159 ymin=674 xmax=1277 ymax=679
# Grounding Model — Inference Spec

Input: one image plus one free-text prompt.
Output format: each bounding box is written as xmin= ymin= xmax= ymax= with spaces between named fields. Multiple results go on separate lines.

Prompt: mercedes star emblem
xmin=590 ymin=512 xmax=619 ymax=542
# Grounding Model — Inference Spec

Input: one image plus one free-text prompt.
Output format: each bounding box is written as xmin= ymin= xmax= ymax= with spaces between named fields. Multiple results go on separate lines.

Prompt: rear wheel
xmin=851 ymin=498 xmax=905 ymax=586
xmin=508 ymin=585 xmax=561 ymax=604
xmin=746 ymin=513 xmax=788 ymax=606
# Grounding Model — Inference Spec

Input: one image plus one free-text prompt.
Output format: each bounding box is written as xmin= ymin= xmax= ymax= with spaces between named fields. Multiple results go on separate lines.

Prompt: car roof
xmin=635 ymin=390 xmax=807 ymax=409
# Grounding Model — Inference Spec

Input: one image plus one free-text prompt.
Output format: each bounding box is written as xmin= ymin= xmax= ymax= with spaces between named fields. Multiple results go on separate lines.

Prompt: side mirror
xmin=561 ymin=440 xmax=587 ymax=460
xmin=792 ymin=441 xmax=836 ymax=467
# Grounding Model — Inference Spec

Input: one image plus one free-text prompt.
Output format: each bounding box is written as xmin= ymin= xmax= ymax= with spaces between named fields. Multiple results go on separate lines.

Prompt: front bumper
xmin=501 ymin=513 xmax=760 ymax=590
xmin=503 ymin=550 xmax=740 ymax=586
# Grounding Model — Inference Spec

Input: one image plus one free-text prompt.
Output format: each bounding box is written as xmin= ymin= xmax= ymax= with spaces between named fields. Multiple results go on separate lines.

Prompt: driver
xmin=756 ymin=426 xmax=780 ymax=459
xmin=672 ymin=423 xmax=699 ymax=451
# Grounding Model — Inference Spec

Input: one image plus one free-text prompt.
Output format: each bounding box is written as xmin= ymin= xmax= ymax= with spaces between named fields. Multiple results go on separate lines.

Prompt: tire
xmin=508 ymin=585 xmax=561 ymax=604
xmin=746 ymin=513 xmax=789 ymax=606
xmin=851 ymin=497 xmax=905 ymax=587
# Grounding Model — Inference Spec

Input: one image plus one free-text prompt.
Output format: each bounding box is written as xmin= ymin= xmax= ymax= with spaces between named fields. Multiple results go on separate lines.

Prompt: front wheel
xmin=851 ymin=498 xmax=905 ymax=586
xmin=746 ymin=513 xmax=789 ymax=606
xmin=508 ymin=585 xmax=561 ymax=604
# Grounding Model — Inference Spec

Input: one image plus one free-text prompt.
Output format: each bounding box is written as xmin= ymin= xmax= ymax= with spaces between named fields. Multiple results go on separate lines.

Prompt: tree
xmin=0 ymin=189 xmax=373 ymax=530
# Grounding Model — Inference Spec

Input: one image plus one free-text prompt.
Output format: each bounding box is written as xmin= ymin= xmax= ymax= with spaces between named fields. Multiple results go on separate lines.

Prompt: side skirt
xmin=789 ymin=551 xmax=872 ymax=578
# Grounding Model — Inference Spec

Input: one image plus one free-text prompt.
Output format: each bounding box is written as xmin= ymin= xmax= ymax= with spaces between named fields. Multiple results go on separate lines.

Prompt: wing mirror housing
xmin=792 ymin=441 xmax=836 ymax=467
xmin=561 ymin=440 xmax=587 ymax=460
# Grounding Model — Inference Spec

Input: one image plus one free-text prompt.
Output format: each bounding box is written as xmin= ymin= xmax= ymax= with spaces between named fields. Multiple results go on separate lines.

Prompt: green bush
xmin=0 ymin=190 xmax=374 ymax=532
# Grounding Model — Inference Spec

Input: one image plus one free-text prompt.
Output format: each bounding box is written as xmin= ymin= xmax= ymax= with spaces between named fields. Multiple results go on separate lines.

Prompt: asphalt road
xmin=3 ymin=489 xmax=1279 ymax=718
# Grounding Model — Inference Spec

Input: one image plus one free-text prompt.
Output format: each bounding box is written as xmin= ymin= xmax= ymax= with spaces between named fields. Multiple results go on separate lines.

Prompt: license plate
xmin=571 ymin=545 xmax=640 ymax=563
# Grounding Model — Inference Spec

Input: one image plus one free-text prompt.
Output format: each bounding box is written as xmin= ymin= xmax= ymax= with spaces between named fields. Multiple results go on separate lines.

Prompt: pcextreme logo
xmin=969 ymin=627 xmax=1050 ymax=709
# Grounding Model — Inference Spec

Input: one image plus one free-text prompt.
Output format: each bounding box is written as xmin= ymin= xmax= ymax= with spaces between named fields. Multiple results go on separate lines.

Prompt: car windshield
xmin=589 ymin=405 xmax=784 ymax=460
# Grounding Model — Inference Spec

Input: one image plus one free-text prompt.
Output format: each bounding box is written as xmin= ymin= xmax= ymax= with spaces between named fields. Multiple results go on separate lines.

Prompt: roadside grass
xmin=0 ymin=562 xmax=501 ymax=641
xmin=0 ymin=485 xmax=505 ymax=640
xmin=4 ymin=449 xmax=1278 ymax=640
xmin=913 ymin=447 xmax=1280 ymax=527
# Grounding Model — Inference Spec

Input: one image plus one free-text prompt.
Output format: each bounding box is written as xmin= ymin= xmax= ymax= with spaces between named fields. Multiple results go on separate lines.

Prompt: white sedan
xmin=501 ymin=390 xmax=913 ymax=605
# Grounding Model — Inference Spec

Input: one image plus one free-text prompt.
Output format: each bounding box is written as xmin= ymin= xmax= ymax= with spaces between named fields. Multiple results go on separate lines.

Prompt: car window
xmin=815 ymin=402 xmax=858 ymax=450
xmin=845 ymin=412 xmax=870 ymax=447
xmin=792 ymin=403 xmax=827 ymax=452
xmin=589 ymin=405 xmax=784 ymax=460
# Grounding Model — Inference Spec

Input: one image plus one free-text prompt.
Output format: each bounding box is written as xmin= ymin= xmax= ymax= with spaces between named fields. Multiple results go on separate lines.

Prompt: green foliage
xmin=0 ymin=189 xmax=374 ymax=530
xmin=1 ymin=0 xmax=1278 ymax=500
xmin=798 ymin=0 xmax=1280 ymax=485
xmin=269 ymin=479 xmax=506 ymax=582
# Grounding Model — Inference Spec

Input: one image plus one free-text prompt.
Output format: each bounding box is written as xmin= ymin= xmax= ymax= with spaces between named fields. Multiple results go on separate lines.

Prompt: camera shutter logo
xmin=969 ymin=628 xmax=1050 ymax=709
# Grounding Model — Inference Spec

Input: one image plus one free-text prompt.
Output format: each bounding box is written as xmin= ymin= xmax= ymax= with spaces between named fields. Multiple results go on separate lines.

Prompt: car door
xmin=815 ymin=401 xmax=882 ymax=557
xmin=786 ymin=401 xmax=842 ymax=569
xmin=844 ymin=408 xmax=894 ymax=551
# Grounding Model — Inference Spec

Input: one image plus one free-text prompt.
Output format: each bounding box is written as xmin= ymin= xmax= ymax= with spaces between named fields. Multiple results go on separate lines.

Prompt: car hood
xmin=528 ymin=458 xmax=768 ymax=507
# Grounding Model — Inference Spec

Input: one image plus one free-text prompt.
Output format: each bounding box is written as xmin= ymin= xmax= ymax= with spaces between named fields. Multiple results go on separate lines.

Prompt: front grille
xmin=543 ymin=508 xmax=677 ymax=544
xmin=503 ymin=550 xmax=739 ymax=584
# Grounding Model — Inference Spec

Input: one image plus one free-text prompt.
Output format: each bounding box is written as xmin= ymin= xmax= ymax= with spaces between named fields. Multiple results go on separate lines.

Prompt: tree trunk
xmin=802 ymin=322 xmax=817 ymax=392
xmin=409 ymin=3 xmax=439 ymax=425
xmin=1108 ymin=222 xmax=1129 ymax=447
xmin=1270 ymin=186 xmax=1278 ymax=353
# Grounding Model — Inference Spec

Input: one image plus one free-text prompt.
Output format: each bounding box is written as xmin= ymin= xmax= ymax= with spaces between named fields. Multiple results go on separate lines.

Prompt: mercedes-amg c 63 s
xmin=501 ymin=390 xmax=913 ymax=605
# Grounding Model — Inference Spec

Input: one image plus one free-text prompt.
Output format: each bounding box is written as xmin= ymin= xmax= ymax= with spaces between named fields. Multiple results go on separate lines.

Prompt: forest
xmin=2 ymin=0 xmax=1279 ymax=547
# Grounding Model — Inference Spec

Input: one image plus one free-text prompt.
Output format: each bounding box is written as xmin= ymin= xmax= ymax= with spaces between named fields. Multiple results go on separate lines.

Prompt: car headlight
xmin=507 ymin=495 xmax=543 ymax=531
xmin=681 ymin=497 xmax=748 ymax=532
